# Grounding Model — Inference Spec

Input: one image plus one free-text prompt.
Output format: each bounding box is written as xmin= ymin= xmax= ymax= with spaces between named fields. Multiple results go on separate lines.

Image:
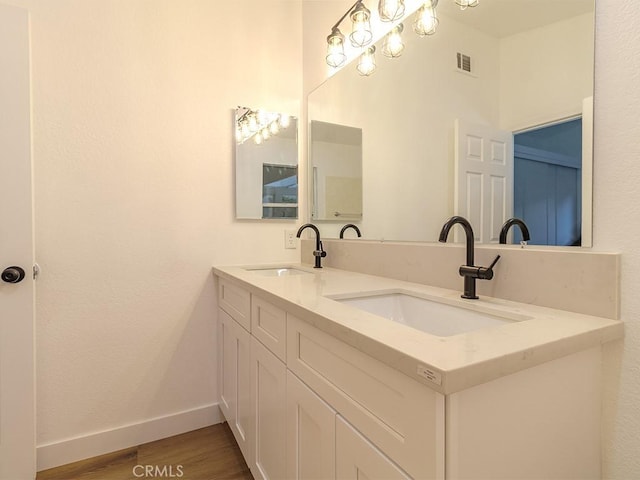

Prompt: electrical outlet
xmin=284 ymin=229 xmax=297 ymax=249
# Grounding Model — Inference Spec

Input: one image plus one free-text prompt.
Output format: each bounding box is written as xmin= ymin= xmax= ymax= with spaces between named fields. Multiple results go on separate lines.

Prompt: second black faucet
xmin=296 ymin=223 xmax=326 ymax=268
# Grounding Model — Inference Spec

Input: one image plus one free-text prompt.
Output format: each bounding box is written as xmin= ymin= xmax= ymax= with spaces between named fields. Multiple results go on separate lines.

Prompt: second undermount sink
xmin=247 ymin=267 xmax=312 ymax=277
xmin=331 ymin=291 xmax=531 ymax=337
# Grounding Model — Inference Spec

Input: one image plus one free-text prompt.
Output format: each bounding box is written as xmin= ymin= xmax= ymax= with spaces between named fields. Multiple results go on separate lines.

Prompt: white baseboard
xmin=36 ymin=403 xmax=223 ymax=472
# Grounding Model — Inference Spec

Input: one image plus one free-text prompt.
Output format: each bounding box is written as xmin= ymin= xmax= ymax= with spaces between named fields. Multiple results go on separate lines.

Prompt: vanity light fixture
xmin=382 ymin=23 xmax=405 ymax=58
xmin=378 ymin=0 xmax=405 ymax=22
xmin=414 ymin=0 xmax=439 ymax=36
xmin=236 ymin=107 xmax=291 ymax=145
xmin=325 ymin=0 xmax=373 ymax=69
xmin=357 ymin=46 xmax=377 ymax=76
xmin=455 ymin=0 xmax=478 ymax=10
xmin=325 ymin=0 xmax=476 ymax=74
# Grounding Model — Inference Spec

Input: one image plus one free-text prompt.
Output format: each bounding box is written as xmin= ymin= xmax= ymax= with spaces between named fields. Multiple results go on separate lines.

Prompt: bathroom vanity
xmin=213 ymin=264 xmax=622 ymax=480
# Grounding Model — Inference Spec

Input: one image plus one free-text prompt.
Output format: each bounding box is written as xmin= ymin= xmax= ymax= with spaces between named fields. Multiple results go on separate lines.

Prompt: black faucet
xmin=438 ymin=216 xmax=501 ymax=299
xmin=499 ymin=218 xmax=531 ymax=245
xmin=339 ymin=224 xmax=361 ymax=239
xmin=296 ymin=223 xmax=327 ymax=268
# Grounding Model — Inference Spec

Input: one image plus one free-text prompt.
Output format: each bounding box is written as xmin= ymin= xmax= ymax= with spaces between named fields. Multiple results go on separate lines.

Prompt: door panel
xmin=251 ymin=337 xmax=286 ymax=480
xmin=286 ymin=371 xmax=336 ymax=480
xmin=0 ymin=4 xmax=35 ymax=478
xmin=455 ymin=120 xmax=513 ymax=243
xmin=336 ymin=415 xmax=410 ymax=480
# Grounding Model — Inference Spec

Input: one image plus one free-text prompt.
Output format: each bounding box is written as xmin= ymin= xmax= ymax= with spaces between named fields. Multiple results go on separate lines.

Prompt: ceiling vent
xmin=456 ymin=52 xmax=472 ymax=74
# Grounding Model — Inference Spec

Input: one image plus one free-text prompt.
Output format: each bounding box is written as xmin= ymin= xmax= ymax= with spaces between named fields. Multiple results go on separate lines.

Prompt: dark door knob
xmin=2 ymin=266 xmax=26 ymax=284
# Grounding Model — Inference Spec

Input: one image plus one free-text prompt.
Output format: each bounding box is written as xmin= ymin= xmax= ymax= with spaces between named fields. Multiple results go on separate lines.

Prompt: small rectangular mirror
xmin=309 ymin=120 xmax=363 ymax=221
xmin=235 ymin=107 xmax=298 ymax=219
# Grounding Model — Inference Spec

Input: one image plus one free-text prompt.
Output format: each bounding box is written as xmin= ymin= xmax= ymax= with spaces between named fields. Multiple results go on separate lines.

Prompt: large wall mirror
xmin=308 ymin=0 xmax=594 ymax=246
xmin=235 ymin=107 xmax=298 ymax=219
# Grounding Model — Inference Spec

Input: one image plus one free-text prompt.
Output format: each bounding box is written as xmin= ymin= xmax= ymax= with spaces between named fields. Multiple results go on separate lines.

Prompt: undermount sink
xmin=247 ymin=267 xmax=311 ymax=277
xmin=331 ymin=291 xmax=530 ymax=337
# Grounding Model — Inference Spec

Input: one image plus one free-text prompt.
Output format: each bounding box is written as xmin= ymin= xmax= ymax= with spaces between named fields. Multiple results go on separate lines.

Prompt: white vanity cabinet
xmin=250 ymin=336 xmax=287 ymax=480
xmin=218 ymin=308 xmax=252 ymax=460
xmin=217 ymin=275 xmax=605 ymax=480
xmin=218 ymin=278 xmax=288 ymax=480
xmin=336 ymin=415 xmax=411 ymax=480
xmin=286 ymin=371 xmax=336 ymax=479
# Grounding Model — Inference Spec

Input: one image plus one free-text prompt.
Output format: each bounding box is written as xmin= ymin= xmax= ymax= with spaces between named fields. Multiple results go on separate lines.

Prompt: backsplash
xmin=301 ymin=239 xmax=620 ymax=319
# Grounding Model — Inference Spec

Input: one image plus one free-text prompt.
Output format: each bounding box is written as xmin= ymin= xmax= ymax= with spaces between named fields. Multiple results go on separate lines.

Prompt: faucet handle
xmin=313 ymin=240 xmax=327 ymax=258
xmin=477 ymin=255 xmax=501 ymax=280
xmin=459 ymin=255 xmax=501 ymax=280
xmin=487 ymin=255 xmax=501 ymax=270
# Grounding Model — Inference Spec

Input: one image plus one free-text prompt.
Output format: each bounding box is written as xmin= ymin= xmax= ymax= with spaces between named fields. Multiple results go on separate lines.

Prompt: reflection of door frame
xmin=512 ymin=96 xmax=593 ymax=247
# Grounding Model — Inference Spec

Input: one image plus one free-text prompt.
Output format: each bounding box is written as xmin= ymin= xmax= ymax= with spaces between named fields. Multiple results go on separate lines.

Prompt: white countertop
xmin=213 ymin=263 xmax=623 ymax=394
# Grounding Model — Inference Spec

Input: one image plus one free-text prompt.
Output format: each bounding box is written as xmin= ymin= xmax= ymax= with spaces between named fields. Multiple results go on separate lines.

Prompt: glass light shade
xmin=262 ymin=128 xmax=270 ymax=141
xmin=326 ymin=27 xmax=346 ymax=67
xmin=413 ymin=1 xmax=439 ymax=36
xmin=269 ymin=121 xmax=280 ymax=135
xmin=256 ymin=109 xmax=268 ymax=125
xmin=248 ymin=113 xmax=259 ymax=132
xmin=378 ymin=0 xmax=405 ymax=22
xmin=254 ymin=132 xmax=264 ymax=145
xmin=349 ymin=2 xmax=373 ymax=47
xmin=456 ymin=0 xmax=478 ymax=9
xmin=279 ymin=114 xmax=291 ymax=129
xmin=382 ymin=23 xmax=405 ymax=58
xmin=240 ymin=121 xmax=250 ymax=140
xmin=357 ymin=46 xmax=376 ymax=76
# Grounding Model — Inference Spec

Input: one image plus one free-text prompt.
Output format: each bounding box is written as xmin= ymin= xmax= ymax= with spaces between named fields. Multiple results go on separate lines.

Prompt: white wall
xmin=499 ymin=12 xmax=595 ymax=131
xmin=593 ymin=0 xmax=640 ymax=477
xmin=2 ymin=0 xmax=302 ymax=465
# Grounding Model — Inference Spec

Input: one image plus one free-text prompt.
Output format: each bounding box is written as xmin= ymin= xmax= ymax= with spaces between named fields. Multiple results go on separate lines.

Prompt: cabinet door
xmin=336 ymin=415 xmax=411 ymax=480
xmin=218 ymin=308 xmax=252 ymax=461
xmin=286 ymin=371 xmax=336 ymax=480
xmin=251 ymin=337 xmax=287 ymax=480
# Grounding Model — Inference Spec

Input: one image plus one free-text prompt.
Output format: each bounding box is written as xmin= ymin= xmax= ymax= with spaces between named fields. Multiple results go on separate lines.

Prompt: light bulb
xmin=241 ymin=120 xmax=250 ymax=139
xmin=326 ymin=27 xmax=346 ymax=67
xmin=248 ymin=113 xmax=259 ymax=132
xmin=269 ymin=121 xmax=280 ymax=135
xmin=378 ymin=0 xmax=405 ymax=22
xmin=413 ymin=1 xmax=439 ymax=37
xmin=262 ymin=128 xmax=270 ymax=141
xmin=382 ymin=23 xmax=405 ymax=58
xmin=456 ymin=0 xmax=478 ymax=10
xmin=254 ymin=132 xmax=263 ymax=145
xmin=279 ymin=114 xmax=291 ymax=129
xmin=256 ymin=109 xmax=268 ymax=126
xmin=349 ymin=2 xmax=373 ymax=47
xmin=357 ymin=46 xmax=376 ymax=76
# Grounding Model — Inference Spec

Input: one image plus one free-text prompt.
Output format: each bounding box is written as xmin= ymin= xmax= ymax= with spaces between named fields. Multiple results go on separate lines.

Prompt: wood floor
xmin=36 ymin=423 xmax=253 ymax=480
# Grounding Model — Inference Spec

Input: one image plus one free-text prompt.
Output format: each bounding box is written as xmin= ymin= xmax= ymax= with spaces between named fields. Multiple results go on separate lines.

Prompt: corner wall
xmin=592 ymin=0 xmax=640 ymax=477
xmin=2 ymin=0 xmax=302 ymax=470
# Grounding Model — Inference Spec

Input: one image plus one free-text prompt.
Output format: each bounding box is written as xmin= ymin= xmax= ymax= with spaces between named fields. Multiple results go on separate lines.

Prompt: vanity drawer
xmin=218 ymin=278 xmax=251 ymax=331
xmin=287 ymin=316 xmax=445 ymax=480
xmin=251 ymin=296 xmax=286 ymax=361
